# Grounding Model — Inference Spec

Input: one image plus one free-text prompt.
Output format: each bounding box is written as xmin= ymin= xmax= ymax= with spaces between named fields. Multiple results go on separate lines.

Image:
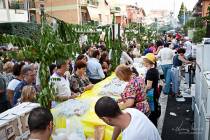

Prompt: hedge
xmin=0 ymin=22 xmax=41 ymax=40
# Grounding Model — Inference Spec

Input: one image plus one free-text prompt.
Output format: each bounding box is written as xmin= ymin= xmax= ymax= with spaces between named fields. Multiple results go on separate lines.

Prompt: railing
xmin=9 ymin=0 xmax=35 ymax=10
xmin=110 ymin=6 xmax=121 ymax=13
xmin=87 ymin=0 xmax=99 ymax=6
xmin=81 ymin=0 xmax=99 ymax=6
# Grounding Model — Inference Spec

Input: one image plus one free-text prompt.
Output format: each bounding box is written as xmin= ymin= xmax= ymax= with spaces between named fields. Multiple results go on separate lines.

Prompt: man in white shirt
xmin=50 ymin=59 xmax=77 ymax=102
xmin=28 ymin=107 xmax=53 ymax=140
xmin=95 ymin=96 xmax=161 ymax=140
xmin=184 ymin=37 xmax=192 ymax=59
xmin=157 ymin=42 xmax=174 ymax=95
xmin=87 ymin=50 xmax=105 ymax=84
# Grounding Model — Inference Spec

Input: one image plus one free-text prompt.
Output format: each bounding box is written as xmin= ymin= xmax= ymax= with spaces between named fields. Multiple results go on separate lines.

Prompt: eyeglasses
xmin=27 ymin=74 xmax=36 ymax=77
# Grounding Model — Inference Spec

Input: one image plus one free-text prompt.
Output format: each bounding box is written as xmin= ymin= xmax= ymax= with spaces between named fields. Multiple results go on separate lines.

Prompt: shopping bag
xmin=147 ymin=89 xmax=155 ymax=112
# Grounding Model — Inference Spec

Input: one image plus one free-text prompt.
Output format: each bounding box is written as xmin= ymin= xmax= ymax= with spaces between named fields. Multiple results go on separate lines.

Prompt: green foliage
xmin=183 ymin=16 xmax=207 ymax=43
xmin=0 ymin=22 xmax=41 ymax=41
xmin=205 ymin=6 xmax=210 ymax=37
xmin=193 ymin=28 xmax=206 ymax=43
xmin=125 ymin=23 xmax=158 ymax=52
xmin=178 ymin=2 xmax=186 ymax=24
xmin=0 ymin=15 xmax=104 ymax=108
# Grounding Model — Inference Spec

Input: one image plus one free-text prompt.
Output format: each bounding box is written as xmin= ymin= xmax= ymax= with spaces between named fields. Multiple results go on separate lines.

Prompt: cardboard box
xmin=0 ymin=102 xmax=40 ymax=140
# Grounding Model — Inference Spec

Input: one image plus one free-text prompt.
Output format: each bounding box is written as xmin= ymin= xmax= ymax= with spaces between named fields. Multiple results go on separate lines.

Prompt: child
xmin=18 ymin=85 xmax=36 ymax=104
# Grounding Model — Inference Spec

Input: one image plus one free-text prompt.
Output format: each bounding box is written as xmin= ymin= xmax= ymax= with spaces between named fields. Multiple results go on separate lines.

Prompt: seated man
xmin=87 ymin=50 xmax=105 ymax=84
xmin=95 ymin=96 xmax=161 ymax=140
xmin=28 ymin=107 xmax=53 ymax=140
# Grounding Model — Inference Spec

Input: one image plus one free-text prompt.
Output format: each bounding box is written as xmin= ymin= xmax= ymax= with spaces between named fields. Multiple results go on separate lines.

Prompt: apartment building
xmin=35 ymin=0 xmax=111 ymax=25
xmin=126 ymin=5 xmax=145 ymax=23
xmin=0 ymin=0 xmax=36 ymax=22
xmin=193 ymin=0 xmax=210 ymax=17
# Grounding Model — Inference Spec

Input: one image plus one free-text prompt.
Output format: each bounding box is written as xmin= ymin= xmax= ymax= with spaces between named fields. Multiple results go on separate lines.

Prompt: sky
xmin=122 ymin=0 xmax=198 ymax=17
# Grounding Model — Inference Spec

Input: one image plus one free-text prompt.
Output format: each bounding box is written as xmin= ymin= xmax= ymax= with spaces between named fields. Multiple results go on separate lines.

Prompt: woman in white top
xmin=120 ymin=46 xmax=133 ymax=65
xmin=7 ymin=62 xmax=25 ymax=105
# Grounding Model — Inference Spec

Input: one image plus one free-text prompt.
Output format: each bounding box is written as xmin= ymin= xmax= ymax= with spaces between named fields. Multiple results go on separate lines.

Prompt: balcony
xmin=9 ymin=0 xmax=35 ymax=10
xmin=110 ymin=7 xmax=121 ymax=14
xmin=81 ymin=0 xmax=99 ymax=7
xmin=0 ymin=9 xmax=28 ymax=22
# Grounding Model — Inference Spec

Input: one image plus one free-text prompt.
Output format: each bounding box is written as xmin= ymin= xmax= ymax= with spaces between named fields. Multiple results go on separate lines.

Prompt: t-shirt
xmin=122 ymin=108 xmax=161 ymax=140
xmin=50 ymin=73 xmax=71 ymax=97
xmin=157 ymin=47 xmax=174 ymax=65
xmin=145 ymin=68 xmax=159 ymax=91
xmin=7 ymin=79 xmax=21 ymax=91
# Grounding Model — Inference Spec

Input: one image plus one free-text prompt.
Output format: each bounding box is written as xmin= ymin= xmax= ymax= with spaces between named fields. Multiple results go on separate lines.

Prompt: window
xmin=9 ymin=0 xmax=24 ymax=9
xmin=0 ymin=0 xmax=6 ymax=8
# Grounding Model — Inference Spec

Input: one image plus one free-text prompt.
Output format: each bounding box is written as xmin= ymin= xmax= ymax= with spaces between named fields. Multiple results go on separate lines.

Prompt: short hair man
xmin=50 ymin=59 xmax=78 ymax=102
xmin=13 ymin=65 xmax=36 ymax=106
xmin=87 ymin=50 xmax=105 ymax=84
xmin=95 ymin=96 xmax=161 ymax=140
xmin=28 ymin=107 xmax=53 ymax=140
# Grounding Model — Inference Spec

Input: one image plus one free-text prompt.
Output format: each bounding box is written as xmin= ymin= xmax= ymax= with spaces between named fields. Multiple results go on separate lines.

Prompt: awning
xmin=87 ymin=6 xmax=99 ymax=21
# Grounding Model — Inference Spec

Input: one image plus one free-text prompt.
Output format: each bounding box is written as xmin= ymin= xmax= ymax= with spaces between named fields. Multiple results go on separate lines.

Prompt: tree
xmin=206 ymin=6 xmax=210 ymax=37
xmin=178 ymin=2 xmax=186 ymax=25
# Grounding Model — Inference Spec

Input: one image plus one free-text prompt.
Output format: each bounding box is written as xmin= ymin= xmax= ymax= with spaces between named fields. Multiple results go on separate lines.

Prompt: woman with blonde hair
xmin=17 ymin=85 xmax=36 ymax=104
xmin=115 ymin=64 xmax=150 ymax=115
xmin=3 ymin=61 xmax=14 ymax=85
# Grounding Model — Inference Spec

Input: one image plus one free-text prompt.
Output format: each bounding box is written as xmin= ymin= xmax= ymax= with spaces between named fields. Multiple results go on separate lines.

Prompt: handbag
xmin=147 ymin=89 xmax=155 ymax=112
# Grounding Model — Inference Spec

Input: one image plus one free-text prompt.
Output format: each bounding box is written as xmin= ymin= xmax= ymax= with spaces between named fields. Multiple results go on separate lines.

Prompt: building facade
xmin=193 ymin=0 xmax=210 ymax=17
xmin=35 ymin=0 xmax=112 ymax=25
xmin=0 ymin=0 xmax=36 ymax=23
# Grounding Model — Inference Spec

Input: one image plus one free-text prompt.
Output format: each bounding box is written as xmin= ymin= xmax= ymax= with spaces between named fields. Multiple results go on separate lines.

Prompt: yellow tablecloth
xmin=52 ymin=73 xmax=122 ymax=140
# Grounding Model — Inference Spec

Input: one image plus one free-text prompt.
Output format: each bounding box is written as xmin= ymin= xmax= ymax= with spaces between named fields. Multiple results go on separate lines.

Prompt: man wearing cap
xmin=50 ymin=59 xmax=78 ymax=102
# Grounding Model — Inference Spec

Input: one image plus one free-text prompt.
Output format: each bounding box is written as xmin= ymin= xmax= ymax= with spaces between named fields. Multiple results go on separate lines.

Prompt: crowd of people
xmin=0 ymin=32 xmax=194 ymax=140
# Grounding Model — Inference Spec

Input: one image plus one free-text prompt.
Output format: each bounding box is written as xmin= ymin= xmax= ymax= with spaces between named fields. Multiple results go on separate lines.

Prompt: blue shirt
xmin=87 ymin=58 xmax=105 ymax=80
xmin=13 ymin=80 xmax=28 ymax=106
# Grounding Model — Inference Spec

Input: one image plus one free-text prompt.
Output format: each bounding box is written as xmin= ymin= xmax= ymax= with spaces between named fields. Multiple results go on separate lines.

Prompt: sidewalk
xmin=158 ymin=82 xmax=195 ymax=140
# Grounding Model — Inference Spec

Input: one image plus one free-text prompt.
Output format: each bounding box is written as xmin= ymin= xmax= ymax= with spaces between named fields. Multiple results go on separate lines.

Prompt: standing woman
xmin=143 ymin=53 xmax=160 ymax=127
xmin=7 ymin=62 xmax=25 ymax=105
xmin=99 ymin=52 xmax=110 ymax=77
xmin=115 ymin=64 xmax=150 ymax=115
xmin=171 ymin=48 xmax=191 ymax=98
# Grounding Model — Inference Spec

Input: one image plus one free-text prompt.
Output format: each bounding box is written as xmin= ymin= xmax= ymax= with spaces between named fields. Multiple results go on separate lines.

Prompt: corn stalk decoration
xmin=0 ymin=15 xmax=106 ymax=108
xmin=125 ymin=23 xmax=158 ymax=53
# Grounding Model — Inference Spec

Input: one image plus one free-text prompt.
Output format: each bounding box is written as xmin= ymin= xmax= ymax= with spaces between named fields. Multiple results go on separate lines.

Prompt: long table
xmin=52 ymin=73 xmax=122 ymax=140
